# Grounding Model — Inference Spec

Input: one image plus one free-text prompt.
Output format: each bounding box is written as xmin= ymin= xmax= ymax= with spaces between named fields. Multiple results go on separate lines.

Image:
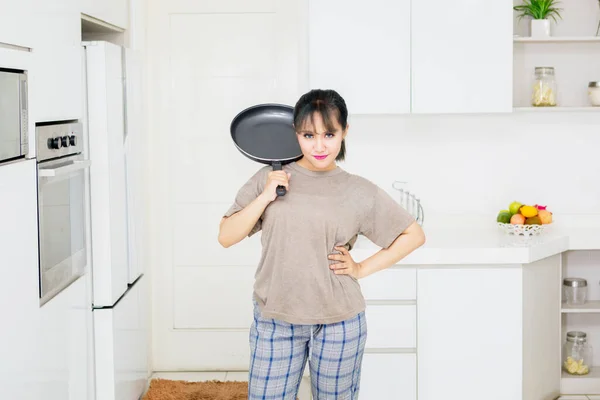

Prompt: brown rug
xmin=142 ymin=379 xmax=248 ymax=400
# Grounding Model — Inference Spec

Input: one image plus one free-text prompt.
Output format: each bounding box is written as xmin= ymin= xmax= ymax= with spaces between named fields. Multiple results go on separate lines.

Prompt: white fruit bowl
xmin=497 ymin=222 xmax=551 ymax=237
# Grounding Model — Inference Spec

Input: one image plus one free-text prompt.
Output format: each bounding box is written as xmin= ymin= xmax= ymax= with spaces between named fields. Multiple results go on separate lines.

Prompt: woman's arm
xmin=218 ymin=170 xmax=290 ymax=248
xmin=218 ymin=195 xmax=271 ymax=248
xmin=357 ymin=221 xmax=425 ymax=279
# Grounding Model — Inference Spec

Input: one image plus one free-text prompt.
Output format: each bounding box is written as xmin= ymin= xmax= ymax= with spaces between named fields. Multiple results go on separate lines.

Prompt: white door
xmin=124 ymin=47 xmax=145 ymax=284
xmin=85 ymin=41 xmax=129 ymax=307
xmin=411 ymin=0 xmax=513 ymax=113
xmin=148 ymin=0 xmax=303 ymax=369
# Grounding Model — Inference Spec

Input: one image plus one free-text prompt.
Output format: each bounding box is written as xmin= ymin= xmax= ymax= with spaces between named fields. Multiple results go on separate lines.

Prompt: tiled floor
xmin=151 ymin=371 xmax=312 ymax=400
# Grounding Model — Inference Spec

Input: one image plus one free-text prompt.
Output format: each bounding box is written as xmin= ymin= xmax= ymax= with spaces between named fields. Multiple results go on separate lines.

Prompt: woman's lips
xmin=313 ymin=155 xmax=328 ymax=160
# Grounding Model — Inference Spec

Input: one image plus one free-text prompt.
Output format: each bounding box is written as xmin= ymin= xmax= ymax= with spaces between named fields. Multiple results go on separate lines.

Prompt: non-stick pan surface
xmin=230 ymin=104 xmax=302 ymax=196
xmin=230 ymin=104 xmax=302 ymax=164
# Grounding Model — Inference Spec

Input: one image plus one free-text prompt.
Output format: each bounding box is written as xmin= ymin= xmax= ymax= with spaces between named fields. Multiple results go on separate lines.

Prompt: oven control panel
xmin=36 ymin=122 xmax=83 ymax=162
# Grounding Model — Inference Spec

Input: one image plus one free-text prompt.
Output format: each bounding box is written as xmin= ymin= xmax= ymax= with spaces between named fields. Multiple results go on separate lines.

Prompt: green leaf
xmin=513 ymin=0 xmax=563 ymax=20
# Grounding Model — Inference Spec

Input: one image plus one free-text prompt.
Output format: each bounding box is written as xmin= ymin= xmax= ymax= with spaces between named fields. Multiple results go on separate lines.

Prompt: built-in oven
xmin=36 ymin=121 xmax=90 ymax=305
xmin=0 ymin=68 xmax=28 ymax=164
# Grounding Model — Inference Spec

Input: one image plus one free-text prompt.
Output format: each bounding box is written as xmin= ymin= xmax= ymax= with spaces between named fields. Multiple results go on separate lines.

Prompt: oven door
xmin=37 ymin=154 xmax=90 ymax=305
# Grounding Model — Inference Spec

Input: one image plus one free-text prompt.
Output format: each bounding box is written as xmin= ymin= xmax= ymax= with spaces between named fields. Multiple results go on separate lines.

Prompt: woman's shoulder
xmin=345 ymin=172 xmax=382 ymax=197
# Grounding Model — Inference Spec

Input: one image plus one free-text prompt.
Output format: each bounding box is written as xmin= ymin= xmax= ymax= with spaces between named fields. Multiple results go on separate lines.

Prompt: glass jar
xmin=563 ymin=277 xmax=587 ymax=306
xmin=589 ymin=81 xmax=600 ymax=106
xmin=563 ymin=331 xmax=593 ymax=375
xmin=532 ymin=67 xmax=557 ymax=107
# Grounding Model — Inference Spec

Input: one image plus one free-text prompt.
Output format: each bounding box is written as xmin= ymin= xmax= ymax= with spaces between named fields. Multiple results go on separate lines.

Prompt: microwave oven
xmin=0 ymin=69 xmax=28 ymax=164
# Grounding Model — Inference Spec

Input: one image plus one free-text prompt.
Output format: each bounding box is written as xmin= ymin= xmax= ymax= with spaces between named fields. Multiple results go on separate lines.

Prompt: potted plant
xmin=514 ymin=0 xmax=563 ymax=38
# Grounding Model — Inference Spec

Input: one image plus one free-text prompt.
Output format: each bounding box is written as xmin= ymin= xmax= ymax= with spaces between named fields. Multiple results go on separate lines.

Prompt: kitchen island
xmin=348 ymin=226 xmax=598 ymax=400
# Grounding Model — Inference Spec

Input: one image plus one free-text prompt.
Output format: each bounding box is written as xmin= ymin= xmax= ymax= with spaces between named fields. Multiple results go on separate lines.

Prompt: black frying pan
xmin=230 ymin=103 xmax=302 ymax=196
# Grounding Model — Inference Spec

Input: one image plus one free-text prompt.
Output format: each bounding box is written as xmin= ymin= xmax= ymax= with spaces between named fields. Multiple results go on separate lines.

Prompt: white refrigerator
xmin=82 ymin=40 xmax=149 ymax=400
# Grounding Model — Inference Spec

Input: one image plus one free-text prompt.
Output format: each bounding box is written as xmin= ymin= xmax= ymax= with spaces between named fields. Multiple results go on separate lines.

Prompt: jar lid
xmin=567 ymin=331 xmax=587 ymax=342
xmin=589 ymin=81 xmax=600 ymax=88
xmin=535 ymin=67 xmax=555 ymax=75
xmin=564 ymin=277 xmax=587 ymax=287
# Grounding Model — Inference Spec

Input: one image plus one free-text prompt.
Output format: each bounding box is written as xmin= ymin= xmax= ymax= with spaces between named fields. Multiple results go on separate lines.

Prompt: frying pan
xmin=230 ymin=103 xmax=303 ymax=196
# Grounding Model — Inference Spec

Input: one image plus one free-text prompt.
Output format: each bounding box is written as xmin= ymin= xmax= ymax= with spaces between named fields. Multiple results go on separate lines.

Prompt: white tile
xmin=225 ymin=371 xmax=248 ymax=381
xmin=586 ymin=396 xmax=600 ymax=399
xmin=151 ymin=371 xmax=227 ymax=381
xmin=556 ymin=396 xmax=588 ymax=399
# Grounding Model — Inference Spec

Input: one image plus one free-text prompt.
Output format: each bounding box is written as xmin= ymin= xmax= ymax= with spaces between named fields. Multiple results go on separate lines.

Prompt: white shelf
xmin=514 ymin=107 xmax=600 ymax=112
xmin=562 ymin=301 xmax=600 ymax=314
xmin=561 ymin=368 xmax=600 ymax=395
xmin=514 ymin=36 xmax=600 ymax=43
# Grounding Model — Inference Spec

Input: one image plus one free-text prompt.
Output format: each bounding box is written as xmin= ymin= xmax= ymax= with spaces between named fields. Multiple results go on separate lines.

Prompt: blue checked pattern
xmin=249 ymin=302 xmax=367 ymax=400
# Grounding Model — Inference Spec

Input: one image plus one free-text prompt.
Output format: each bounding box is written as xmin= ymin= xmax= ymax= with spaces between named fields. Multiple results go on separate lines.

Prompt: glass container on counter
xmin=563 ymin=277 xmax=587 ymax=306
xmin=563 ymin=331 xmax=592 ymax=375
xmin=532 ymin=67 xmax=557 ymax=107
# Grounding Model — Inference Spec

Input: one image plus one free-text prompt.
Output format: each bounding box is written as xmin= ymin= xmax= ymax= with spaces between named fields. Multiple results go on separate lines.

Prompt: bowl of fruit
xmin=496 ymin=201 xmax=553 ymax=236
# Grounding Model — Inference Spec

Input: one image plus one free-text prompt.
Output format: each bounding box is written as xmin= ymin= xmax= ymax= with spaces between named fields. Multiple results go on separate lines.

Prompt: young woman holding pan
xmin=218 ymin=89 xmax=425 ymax=400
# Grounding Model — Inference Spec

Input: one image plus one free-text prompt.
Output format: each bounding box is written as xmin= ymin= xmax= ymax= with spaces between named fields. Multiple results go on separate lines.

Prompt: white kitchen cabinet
xmin=81 ymin=0 xmax=129 ymax=30
xmin=0 ymin=159 xmax=92 ymax=400
xmin=359 ymin=353 xmax=416 ymax=400
xmin=308 ymin=0 xmax=410 ymax=114
xmin=30 ymin=3 xmax=82 ymax=122
xmin=0 ymin=0 xmax=35 ymax=48
xmin=94 ymin=276 xmax=149 ymax=400
xmin=365 ymin=304 xmax=416 ymax=349
xmin=417 ymin=267 xmax=523 ymax=400
xmin=411 ymin=0 xmax=513 ymax=113
xmin=417 ymin=259 xmax=561 ymax=400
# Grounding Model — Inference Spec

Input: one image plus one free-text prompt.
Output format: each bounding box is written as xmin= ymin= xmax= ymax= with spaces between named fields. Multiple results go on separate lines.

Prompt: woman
xmin=218 ymin=89 xmax=425 ymax=399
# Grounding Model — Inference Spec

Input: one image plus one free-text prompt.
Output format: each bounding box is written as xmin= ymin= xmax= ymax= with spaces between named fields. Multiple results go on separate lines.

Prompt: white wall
xmin=339 ymin=111 xmax=600 ymax=221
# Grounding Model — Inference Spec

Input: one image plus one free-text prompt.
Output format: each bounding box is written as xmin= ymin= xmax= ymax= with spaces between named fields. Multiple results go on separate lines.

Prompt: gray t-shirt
xmin=224 ymin=162 xmax=415 ymax=324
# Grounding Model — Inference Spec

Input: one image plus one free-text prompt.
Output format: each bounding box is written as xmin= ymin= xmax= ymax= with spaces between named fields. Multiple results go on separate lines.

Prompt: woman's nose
xmin=315 ymin=137 xmax=325 ymax=152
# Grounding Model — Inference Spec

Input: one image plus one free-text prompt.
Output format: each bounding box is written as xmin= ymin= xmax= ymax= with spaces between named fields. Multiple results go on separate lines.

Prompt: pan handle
xmin=272 ymin=162 xmax=286 ymax=196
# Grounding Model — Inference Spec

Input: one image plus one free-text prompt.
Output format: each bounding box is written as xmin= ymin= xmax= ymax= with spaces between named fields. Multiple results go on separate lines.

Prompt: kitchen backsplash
xmin=339 ymin=111 xmax=600 ymax=219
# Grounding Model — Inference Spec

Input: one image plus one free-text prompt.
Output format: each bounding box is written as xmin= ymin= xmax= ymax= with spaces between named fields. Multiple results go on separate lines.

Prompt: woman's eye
xmin=303 ymin=134 xmax=313 ymax=139
xmin=325 ymin=133 xmax=334 ymax=138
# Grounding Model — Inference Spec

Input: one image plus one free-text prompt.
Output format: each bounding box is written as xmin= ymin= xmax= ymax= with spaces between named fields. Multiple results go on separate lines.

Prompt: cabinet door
xmin=0 ymin=0 xmax=35 ymax=48
xmin=30 ymin=3 xmax=82 ymax=122
xmin=81 ymin=0 xmax=129 ymax=30
xmin=359 ymin=353 xmax=416 ymax=400
xmin=417 ymin=268 xmax=522 ymax=400
xmin=308 ymin=0 xmax=410 ymax=114
xmin=411 ymin=0 xmax=512 ymax=113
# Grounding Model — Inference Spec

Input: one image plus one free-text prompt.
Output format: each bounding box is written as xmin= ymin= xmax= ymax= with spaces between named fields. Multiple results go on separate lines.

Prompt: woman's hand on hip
xmin=328 ymin=246 xmax=362 ymax=280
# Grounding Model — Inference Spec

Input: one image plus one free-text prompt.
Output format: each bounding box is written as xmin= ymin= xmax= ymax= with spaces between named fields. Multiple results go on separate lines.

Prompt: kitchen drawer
xmin=360 ymin=267 xmax=416 ymax=300
xmin=359 ymin=353 xmax=416 ymax=400
xmin=365 ymin=305 xmax=416 ymax=349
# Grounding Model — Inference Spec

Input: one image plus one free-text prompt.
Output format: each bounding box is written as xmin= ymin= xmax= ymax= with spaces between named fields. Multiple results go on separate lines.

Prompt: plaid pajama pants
xmin=248 ymin=302 xmax=367 ymax=400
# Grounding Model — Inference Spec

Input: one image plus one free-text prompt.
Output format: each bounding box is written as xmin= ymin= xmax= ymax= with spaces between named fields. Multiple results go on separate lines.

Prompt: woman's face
xmin=295 ymin=112 xmax=347 ymax=171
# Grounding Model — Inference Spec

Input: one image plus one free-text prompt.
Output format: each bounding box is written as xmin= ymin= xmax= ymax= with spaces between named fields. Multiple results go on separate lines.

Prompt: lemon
xmin=497 ymin=211 xmax=511 ymax=224
xmin=520 ymin=205 xmax=538 ymax=218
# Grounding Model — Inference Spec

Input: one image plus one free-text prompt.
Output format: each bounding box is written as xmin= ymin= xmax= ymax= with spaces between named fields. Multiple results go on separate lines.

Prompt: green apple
xmin=509 ymin=201 xmax=523 ymax=215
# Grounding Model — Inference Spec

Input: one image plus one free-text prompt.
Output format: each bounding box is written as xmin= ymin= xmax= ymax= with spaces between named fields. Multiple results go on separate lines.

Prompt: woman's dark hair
xmin=293 ymin=89 xmax=348 ymax=161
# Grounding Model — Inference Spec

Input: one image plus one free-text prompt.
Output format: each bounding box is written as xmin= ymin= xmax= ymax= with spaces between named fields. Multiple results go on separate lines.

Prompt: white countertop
xmin=349 ymin=222 xmax=599 ymax=266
